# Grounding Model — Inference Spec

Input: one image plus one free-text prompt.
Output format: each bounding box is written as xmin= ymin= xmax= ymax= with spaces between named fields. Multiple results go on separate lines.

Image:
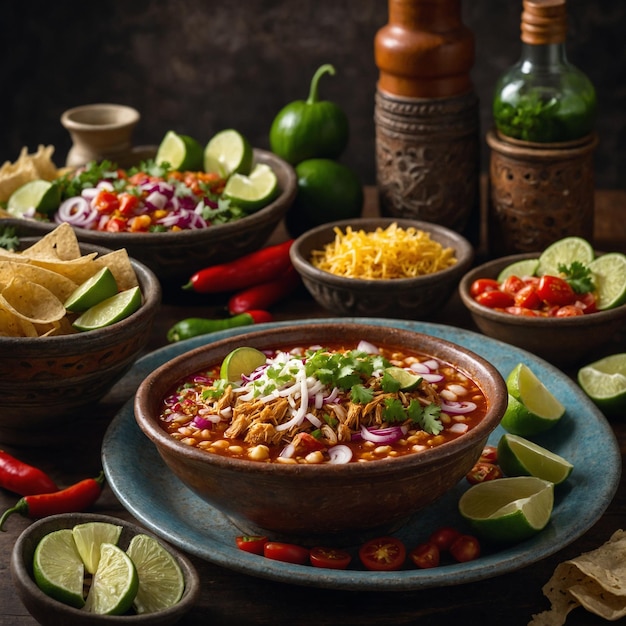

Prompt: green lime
xmin=155 ymin=131 xmax=204 ymax=171
xmin=497 ymin=434 xmax=573 ymax=485
xmin=501 ymin=363 xmax=565 ymax=436
xmin=72 ymin=521 xmax=123 ymax=575
xmin=220 ymin=346 xmax=267 ymax=382
xmin=222 ymin=163 xmax=279 ymax=212
xmin=126 ymin=534 xmax=185 ymax=614
xmin=588 ymin=253 xmax=626 ymax=310
xmin=64 ymin=267 xmax=119 ymax=313
xmin=285 ymin=158 xmax=363 ymax=237
xmin=536 ymin=236 xmax=595 ymax=277
xmin=84 ymin=542 xmax=138 ymax=615
xmin=497 ymin=258 xmax=540 ymax=283
xmin=384 ymin=366 xmax=422 ymax=391
xmin=7 ymin=179 xmax=61 ymax=217
xmin=204 ymin=129 xmax=253 ymax=177
xmin=33 ymin=529 xmax=85 ymax=609
xmin=578 ymin=353 xmax=626 ymax=415
xmin=72 ymin=285 xmax=142 ymax=331
xmin=459 ymin=476 xmax=554 ymax=544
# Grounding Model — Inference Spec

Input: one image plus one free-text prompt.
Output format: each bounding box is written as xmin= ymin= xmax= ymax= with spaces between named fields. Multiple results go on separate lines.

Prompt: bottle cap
xmin=521 ymin=0 xmax=567 ymax=45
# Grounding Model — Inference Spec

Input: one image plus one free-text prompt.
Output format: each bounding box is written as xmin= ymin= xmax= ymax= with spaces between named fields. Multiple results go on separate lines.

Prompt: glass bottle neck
xmin=519 ymin=42 xmax=568 ymax=72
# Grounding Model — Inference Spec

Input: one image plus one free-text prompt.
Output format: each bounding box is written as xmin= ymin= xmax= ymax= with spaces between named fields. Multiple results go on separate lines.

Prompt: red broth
xmin=158 ymin=343 xmax=488 ymax=464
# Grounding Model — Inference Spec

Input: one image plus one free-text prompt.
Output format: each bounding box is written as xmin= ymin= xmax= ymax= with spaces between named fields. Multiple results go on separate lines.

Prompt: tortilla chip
xmin=0 ymin=145 xmax=58 ymax=202
xmin=0 ymin=261 xmax=78 ymax=301
xmin=0 ymin=276 xmax=66 ymax=324
xmin=28 ymin=253 xmax=100 ymax=285
xmin=22 ymin=222 xmax=82 ymax=261
xmin=529 ymin=530 xmax=626 ymax=625
xmin=94 ymin=248 xmax=138 ymax=290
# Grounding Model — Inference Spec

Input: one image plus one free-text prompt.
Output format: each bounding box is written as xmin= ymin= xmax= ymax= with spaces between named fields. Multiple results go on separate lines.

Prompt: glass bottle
xmin=493 ymin=0 xmax=596 ymax=144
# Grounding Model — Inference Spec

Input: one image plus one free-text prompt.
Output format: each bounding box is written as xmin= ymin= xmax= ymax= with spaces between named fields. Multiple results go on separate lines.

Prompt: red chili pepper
xmin=228 ymin=265 xmax=301 ymax=314
xmin=0 ymin=471 xmax=105 ymax=531
xmin=0 ymin=450 xmax=58 ymax=496
xmin=183 ymin=240 xmax=294 ymax=293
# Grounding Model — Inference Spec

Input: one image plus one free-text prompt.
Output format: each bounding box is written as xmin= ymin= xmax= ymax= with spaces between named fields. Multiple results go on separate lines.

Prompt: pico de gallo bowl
xmin=134 ymin=323 xmax=507 ymax=539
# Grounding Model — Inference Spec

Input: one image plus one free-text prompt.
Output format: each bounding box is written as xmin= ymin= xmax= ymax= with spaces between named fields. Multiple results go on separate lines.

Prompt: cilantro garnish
xmin=305 ymin=349 xmax=390 ymax=391
xmin=0 ymin=226 xmax=19 ymax=251
xmin=383 ymin=398 xmax=443 ymax=435
xmin=558 ymin=261 xmax=595 ymax=294
xmin=351 ymin=384 xmax=374 ymax=404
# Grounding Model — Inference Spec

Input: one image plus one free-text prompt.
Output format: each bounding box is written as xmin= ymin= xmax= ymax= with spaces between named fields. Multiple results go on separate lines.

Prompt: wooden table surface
xmin=1 ymin=189 xmax=624 ymax=626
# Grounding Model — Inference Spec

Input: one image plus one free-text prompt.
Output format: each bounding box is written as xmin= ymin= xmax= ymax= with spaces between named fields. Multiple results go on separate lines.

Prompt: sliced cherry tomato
xmin=577 ymin=291 xmax=598 ymax=314
xmin=235 ymin=535 xmax=268 ymax=555
xmin=501 ymin=275 xmax=525 ymax=295
xmin=409 ymin=542 xmax=440 ymax=569
xmin=104 ymin=216 xmax=127 ymax=232
xmin=93 ymin=189 xmax=120 ymax=214
xmin=429 ymin=526 xmax=462 ymax=551
xmin=536 ymin=275 xmax=576 ymax=307
xmin=514 ymin=284 xmax=542 ymax=309
xmin=292 ymin=432 xmax=325 ymax=454
xmin=359 ymin=536 xmax=406 ymax=571
xmin=449 ymin=534 xmax=481 ymax=563
xmin=309 ymin=546 xmax=352 ymax=570
xmin=118 ymin=192 xmax=140 ymax=216
xmin=466 ymin=461 xmax=503 ymax=484
xmin=479 ymin=445 xmax=498 ymax=464
xmin=504 ymin=306 xmax=541 ymax=317
xmin=475 ymin=290 xmax=515 ymax=309
xmin=470 ymin=278 xmax=500 ymax=298
xmin=555 ymin=304 xmax=585 ymax=317
xmin=263 ymin=541 xmax=310 ymax=565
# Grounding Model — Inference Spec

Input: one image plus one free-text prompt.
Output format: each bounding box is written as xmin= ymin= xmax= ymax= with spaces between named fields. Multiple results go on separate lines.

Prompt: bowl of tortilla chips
xmin=0 ymin=224 xmax=161 ymax=446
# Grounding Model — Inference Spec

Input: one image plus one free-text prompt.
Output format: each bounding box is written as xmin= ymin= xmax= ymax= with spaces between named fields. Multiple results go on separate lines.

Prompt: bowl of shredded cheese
xmin=290 ymin=218 xmax=474 ymax=319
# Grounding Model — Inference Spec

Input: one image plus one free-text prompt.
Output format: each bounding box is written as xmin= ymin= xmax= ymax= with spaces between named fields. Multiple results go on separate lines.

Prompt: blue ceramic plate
xmin=102 ymin=318 xmax=621 ymax=591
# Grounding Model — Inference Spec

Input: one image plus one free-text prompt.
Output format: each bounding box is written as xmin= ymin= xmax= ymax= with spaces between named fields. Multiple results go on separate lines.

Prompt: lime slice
xmin=384 ymin=366 xmax=422 ymax=391
xmin=501 ymin=363 xmax=565 ymax=436
xmin=64 ymin=267 xmax=119 ymax=313
xmin=222 ymin=163 xmax=279 ymax=212
xmin=33 ymin=529 xmax=85 ymax=608
xmin=126 ymin=534 xmax=185 ymax=614
xmin=84 ymin=543 xmax=138 ymax=615
xmin=497 ymin=434 xmax=573 ymax=484
xmin=155 ymin=131 xmax=203 ymax=170
xmin=7 ymin=179 xmax=61 ymax=217
xmin=72 ymin=521 xmax=123 ymax=575
xmin=588 ymin=253 xmax=626 ymax=310
xmin=220 ymin=346 xmax=267 ymax=382
xmin=536 ymin=236 xmax=595 ymax=277
xmin=497 ymin=258 xmax=540 ymax=283
xmin=459 ymin=476 xmax=554 ymax=544
xmin=578 ymin=353 xmax=626 ymax=415
xmin=204 ymin=129 xmax=253 ymax=177
xmin=72 ymin=286 xmax=142 ymax=331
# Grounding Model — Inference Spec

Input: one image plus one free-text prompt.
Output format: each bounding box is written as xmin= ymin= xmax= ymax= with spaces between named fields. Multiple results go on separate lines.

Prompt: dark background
xmin=2 ymin=1 xmax=624 ymax=189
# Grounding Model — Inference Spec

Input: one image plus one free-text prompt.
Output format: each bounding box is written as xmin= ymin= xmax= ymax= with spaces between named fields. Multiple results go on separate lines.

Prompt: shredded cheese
xmin=310 ymin=223 xmax=458 ymax=280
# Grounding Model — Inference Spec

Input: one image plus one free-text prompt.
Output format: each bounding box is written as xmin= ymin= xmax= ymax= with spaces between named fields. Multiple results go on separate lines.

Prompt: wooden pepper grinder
xmin=374 ymin=0 xmax=480 ymax=241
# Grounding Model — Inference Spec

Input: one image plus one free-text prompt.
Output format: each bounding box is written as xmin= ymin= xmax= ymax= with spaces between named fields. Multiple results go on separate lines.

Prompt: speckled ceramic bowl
xmin=134 ymin=322 xmax=507 ymax=544
xmin=459 ymin=253 xmax=626 ymax=367
xmin=10 ymin=513 xmax=200 ymax=626
xmin=0 ymin=240 xmax=161 ymax=446
xmin=4 ymin=149 xmax=296 ymax=288
xmin=289 ymin=218 xmax=474 ymax=319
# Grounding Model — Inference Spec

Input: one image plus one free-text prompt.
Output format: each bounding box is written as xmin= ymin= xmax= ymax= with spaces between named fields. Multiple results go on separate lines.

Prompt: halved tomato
xmin=309 ymin=546 xmax=352 ymax=570
xmin=359 ymin=536 xmax=406 ymax=571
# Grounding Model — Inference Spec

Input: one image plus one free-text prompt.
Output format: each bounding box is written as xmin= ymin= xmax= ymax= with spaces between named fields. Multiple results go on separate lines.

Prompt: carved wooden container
xmin=487 ymin=129 xmax=598 ymax=256
xmin=374 ymin=89 xmax=480 ymax=234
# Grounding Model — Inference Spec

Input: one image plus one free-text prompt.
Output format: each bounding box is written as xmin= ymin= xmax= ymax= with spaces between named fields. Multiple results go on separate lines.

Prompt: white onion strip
xmin=440 ymin=400 xmax=477 ymax=414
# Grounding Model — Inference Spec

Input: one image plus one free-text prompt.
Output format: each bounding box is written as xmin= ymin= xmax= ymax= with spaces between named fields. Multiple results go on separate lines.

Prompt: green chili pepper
xmin=166 ymin=310 xmax=273 ymax=343
xmin=269 ymin=64 xmax=349 ymax=165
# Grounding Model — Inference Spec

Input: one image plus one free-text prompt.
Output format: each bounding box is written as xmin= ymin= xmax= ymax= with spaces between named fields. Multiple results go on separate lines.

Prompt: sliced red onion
xmin=422 ymin=373 xmax=444 ymax=383
xmin=328 ymin=445 xmax=352 ymax=464
xmin=410 ymin=362 xmax=431 ymax=374
xmin=279 ymin=443 xmax=295 ymax=459
xmin=357 ymin=425 xmax=407 ymax=444
xmin=193 ymin=415 xmax=215 ymax=429
xmin=440 ymin=400 xmax=477 ymax=414
xmin=144 ymin=190 xmax=168 ymax=210
xmin=56 ymin=197 xmax=98 ymax=228
xmin=357 ymin=340 xmax=380 ymax=354
xmin=423 ymin=359 xmax=440 ymax=370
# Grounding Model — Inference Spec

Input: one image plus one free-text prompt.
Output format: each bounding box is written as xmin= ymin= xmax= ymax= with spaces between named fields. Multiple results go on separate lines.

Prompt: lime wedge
xmin=588 ymin=253 xmax=626 ymax=310
xmin=84 ymin=543 xmax=138 ymax=615
xmin=155 ymin=131 xmax=203 ymax=171
xmin=126 ymin=534 xmax=185 ymax=614
xmin=220 ymin=346 xmax=267 ymax=382
xmin=204 ymin=129 xmax=253 ymax=177
xmin=497 ymin=258 xmax=539 ymax=283
xmin=578 ymin=353 xmax=626 ymax=415
xmin=222 ymin=163 xmax=279 ymax=212
xmin=497 ymin=434 xmax=573 ymax=484
xmin=72 ymin=521 xmax=123 ymax=575
xmin=537 ymin=236 xmax=595 ymax=277
xmin=64 ymin=267 xmax=119 ymax=313
xmin=33 ymin=529 xmax=85 ymax=608
xmin=502 ymin=363 xmax=565 ymax=436
xmin=72 ymin=286 xmax=142 ymax=331
xmin=7 ymin=179 xmax=61 ymax=217
xmin=384 ymin=366 xmax=422 ymax=391
xmin=459 ymin=476 xmax=554 ymax=544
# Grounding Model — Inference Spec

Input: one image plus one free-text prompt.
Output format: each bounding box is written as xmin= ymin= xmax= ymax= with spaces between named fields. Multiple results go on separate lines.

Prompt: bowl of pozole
xmin=134 ymin=322 xmax=507 ymax=543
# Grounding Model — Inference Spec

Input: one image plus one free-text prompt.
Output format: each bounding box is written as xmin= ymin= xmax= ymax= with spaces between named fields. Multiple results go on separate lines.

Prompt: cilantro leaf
xmin=382 ymin=398 xmax=408 ymax=422
xmin=0 ymin=226 xmax=19 ymax=251
xmin=559 ymin=261 xmax=595 ymax=293
xmin=381 ymin=369 xmax=402 ymax=393
xmin=351 ymin=384 xmax=374 ymax=404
